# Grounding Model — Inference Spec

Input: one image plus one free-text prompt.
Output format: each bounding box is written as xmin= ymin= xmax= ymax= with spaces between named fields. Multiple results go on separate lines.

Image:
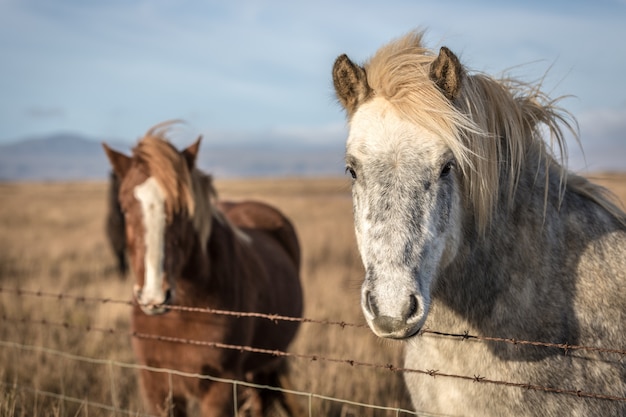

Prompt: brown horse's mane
xmin=132 ymin=123 xmax=217 ymax=251
xmin=364 ymin=30 xmax=625 ymax=231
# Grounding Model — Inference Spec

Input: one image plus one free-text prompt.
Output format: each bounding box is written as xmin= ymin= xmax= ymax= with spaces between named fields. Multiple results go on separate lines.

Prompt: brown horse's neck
xmin=178 ymin=214 xmax=244 ymax=308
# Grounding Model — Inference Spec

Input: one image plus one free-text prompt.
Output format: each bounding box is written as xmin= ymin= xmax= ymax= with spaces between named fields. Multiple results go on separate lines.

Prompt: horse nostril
xmin=163 ymin=288 xmax=172 ymax=305
xmin=407 ymin=295 xmax=419 ymax=318
xmin=365 ymin=290 xmax=379 ymax=316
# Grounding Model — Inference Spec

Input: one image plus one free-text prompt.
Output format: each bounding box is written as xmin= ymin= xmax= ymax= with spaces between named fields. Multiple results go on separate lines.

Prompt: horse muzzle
xmin=362 ymin=288 xmax=427 ymax=340
xmin=134 ymin=285 xmax=172 ymax=316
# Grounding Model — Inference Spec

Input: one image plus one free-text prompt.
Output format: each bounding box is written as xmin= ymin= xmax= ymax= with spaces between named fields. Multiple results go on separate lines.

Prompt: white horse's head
xmin=333 ymin=34 xmax=471 ymax=339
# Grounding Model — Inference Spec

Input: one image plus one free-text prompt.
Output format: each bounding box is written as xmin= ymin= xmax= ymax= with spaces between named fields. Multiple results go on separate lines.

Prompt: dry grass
xmin=0 ymin=177 xmax=411 ymax=417
xmin=1 ymin=173 xmax=624 ymax=417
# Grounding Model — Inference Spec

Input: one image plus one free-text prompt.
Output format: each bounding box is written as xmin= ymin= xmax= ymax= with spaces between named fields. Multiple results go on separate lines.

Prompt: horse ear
xmin=182 ymin=135 xmax=202 ymax=170
xmin=333 ymin=54 xmax=371 ymax=115
xmin=429 ymin=46 xmax=464 ymax=101
xmin=102 ymin=143 xmax=132 ymax=179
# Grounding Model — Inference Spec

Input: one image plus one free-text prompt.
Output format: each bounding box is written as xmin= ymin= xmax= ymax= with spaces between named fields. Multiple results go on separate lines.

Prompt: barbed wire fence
xmin=1 ymin=286 xmax=625 ymax=416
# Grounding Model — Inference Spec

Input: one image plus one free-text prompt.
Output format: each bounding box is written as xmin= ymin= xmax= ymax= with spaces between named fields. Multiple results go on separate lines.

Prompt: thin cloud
xmin=25 ymin=106 xmax=66 ymax=120
xmin=566 ymin=107 xmax=626 ymax=172
xmin=578 ymin=107 xmax=626 ymax=145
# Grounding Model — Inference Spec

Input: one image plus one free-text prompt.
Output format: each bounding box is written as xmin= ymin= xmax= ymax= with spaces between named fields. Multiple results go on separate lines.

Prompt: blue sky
xmin=1 ymin=0 xmax=625 ymax=171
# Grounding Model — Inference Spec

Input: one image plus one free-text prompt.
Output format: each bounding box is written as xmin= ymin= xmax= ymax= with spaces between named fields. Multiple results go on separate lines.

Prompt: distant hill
xmin=0 ymin=134 xmax=115 ymax=181
xmin=0 ymin=133 xmax=345 ymax=181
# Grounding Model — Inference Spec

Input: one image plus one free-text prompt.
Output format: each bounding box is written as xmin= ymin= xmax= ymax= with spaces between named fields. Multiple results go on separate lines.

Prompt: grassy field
xmin=0 ymin=173 xmax=624 ymax=416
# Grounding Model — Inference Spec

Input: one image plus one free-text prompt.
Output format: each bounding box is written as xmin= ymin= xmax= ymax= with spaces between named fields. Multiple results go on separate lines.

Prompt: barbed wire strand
xmin=2 ymin=316 xmax=625 ymax=405
xmin=2 ymin=287 xmax=626 ymax=358
xmin=0 ymin=339 xmax=422 ymax=416
xmin=0 ymin=287 xmax=361 ymax=328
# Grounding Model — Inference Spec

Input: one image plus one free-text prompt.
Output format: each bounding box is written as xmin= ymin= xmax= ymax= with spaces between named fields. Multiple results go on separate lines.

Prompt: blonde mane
xmin=364 ymin=31 xmax=624 ymax=231
xmin=132 ymin=123 xmax=217 ymax=251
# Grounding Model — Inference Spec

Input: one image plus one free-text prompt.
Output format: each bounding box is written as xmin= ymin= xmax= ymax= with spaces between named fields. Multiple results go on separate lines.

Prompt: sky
xmin=1 ymin=0 xmax=625 ymax=171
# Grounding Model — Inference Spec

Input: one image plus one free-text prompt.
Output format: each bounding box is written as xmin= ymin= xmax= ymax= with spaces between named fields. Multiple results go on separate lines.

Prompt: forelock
xmin=132 ymin=127 xmax=194 ymax=221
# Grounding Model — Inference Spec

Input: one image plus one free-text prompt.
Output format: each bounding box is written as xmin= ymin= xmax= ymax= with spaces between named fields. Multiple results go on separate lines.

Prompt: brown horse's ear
xmin=429 ymin=46 xmax=464 ymax=101
xmin=102 ymin=143 xmax=132 ymax=179
xmin=332 ymin=54 xmax=372 ymax=115
xmin=182 ymin=135 xmax=202 ymax=170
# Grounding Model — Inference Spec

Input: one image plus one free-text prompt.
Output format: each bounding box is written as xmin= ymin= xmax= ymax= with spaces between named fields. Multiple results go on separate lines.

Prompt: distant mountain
xmin=0 ymin=133 xmax=345 ymax=181
xmin=2 ymin=133 xmax=108 ymax=155
xmin=0 ymin=133 xmax=112 ymax=181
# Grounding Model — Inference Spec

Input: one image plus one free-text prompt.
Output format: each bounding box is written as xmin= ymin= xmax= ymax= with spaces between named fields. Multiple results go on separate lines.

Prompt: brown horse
xmin=102 ymin=123 xmax=303 ymax=417
xmin=106 ymin=171 xmax=128 ymax=277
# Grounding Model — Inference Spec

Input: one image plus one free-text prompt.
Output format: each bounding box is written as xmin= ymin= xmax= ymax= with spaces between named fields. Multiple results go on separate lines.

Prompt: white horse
xmin=333 ymin=30 xmax=626 ymax=416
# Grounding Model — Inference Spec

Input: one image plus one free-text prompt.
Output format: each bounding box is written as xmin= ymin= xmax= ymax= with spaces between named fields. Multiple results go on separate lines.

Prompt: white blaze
xmin=133 ymin=177 xmax=167 ymax=306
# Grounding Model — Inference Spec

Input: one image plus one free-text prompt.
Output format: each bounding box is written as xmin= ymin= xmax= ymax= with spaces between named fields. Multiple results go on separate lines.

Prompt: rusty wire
xmin=2 ymin=286 xmax=625 ymax=358
xmin=2 ymin=313 xmax=625 ymax=404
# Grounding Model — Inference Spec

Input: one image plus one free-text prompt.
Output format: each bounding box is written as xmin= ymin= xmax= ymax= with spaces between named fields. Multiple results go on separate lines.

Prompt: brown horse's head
xmin=102 ymin=123 xmax=215 ymax=315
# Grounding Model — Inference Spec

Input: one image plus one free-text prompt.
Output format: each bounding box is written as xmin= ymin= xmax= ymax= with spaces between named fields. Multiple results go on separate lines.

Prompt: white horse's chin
xmin=365 ymin=309 xmax=428 ymax=340
xmin=370 ymin=323 xmax=422 ymax=340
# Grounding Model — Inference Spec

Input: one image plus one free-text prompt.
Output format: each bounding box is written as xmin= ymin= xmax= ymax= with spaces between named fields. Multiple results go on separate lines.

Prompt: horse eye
xmin=440 ymin=160 xmax=455 ymax=178
xmin=345 ymin=166 xmax=357 ymax=180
